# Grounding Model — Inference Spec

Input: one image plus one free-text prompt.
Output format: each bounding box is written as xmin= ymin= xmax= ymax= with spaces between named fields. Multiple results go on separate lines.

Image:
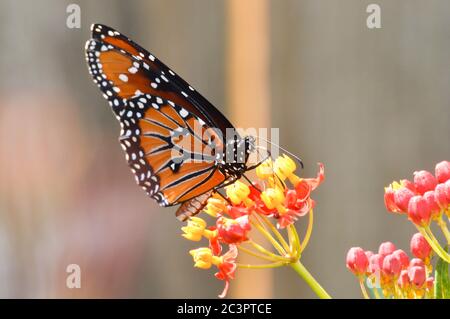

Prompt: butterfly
xmin=85 ymin=24 xmax=260 ymax=221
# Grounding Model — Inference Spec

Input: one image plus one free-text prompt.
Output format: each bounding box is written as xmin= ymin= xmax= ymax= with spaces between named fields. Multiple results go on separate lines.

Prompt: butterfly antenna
xmin=255 ymin=135 xmax=304 ymax=169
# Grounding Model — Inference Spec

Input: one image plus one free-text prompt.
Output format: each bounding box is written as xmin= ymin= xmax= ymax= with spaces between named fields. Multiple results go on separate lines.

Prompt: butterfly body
xmin=85 ymin=24 xmax=255 ymax=219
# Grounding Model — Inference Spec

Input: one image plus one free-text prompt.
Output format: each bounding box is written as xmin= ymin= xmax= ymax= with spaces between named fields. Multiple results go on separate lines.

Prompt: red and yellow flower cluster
xmin=384 ymin=161 xmax=450 ymax=225
xmin=346 ymin=233 xmax=434 ymax=299
xmin=384 ymin=160 xmax=450 ymax=263
xmin=181 ymin=155 xmax=325 ymax=298
xmin=346 ymin=160 xmax=450 ymax=298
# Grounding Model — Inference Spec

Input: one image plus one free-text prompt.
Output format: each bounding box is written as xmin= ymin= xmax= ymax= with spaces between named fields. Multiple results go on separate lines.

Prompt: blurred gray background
xmin=0 ymin=0 xmax=449 ymax=298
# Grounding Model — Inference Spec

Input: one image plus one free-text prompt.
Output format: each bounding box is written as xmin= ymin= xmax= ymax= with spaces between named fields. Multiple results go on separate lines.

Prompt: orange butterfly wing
xmin=85 ymin=24 xmax=233 ymax=207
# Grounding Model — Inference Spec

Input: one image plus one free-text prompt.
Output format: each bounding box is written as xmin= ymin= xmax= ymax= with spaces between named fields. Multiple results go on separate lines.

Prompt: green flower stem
xmin=287 ymin=225 xmax=300 ymax=258
xmin=417 ymin=226 xmax=450 ymax=263
xmin=373 ymin=287 xmax=381 ymax=299
xmin=290 ymin=224 xmax=301 ymax=255
xmin=290 ymin=260 xmax=331 ymax=299
xmin=244 ymin=240 xmax=291 ymax=263
xmin=238 ymin=245 xmax=286 ymax=263
xmin=358 ymin=277 xmax=370 ymax=299
xmin=258 ymin=214 xmax=291 ymax=253
xmin=251 ymin=219 xmax=287 ymax=256
xmin=300 ymin=209 xmax=314 ymax=253
xmin=237 ymin=261 xmax=285 ymax=269
xmin=436 ymin=215 xmax=450 ymax=245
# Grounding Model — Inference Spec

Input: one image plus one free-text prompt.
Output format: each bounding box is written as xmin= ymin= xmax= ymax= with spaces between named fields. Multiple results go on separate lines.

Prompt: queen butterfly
xmin=85 ymin=24 xmax=259 ymax=221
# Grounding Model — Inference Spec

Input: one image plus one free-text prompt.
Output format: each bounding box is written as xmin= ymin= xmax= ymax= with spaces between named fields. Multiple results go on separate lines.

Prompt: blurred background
xmin=0 ymin=0 xmax=449 ymax=298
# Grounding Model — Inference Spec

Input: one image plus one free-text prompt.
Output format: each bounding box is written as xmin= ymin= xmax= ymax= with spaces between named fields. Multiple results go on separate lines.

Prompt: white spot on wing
xmin=179 ymin=108 xmax=189 ymax=118
xmin=119 ymin=74 xmax=128 ymax=82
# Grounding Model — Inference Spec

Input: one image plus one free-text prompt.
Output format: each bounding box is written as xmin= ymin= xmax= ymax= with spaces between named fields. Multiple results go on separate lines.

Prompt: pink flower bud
xmin=408 ymin=265 xmax=426 ymax=287
xmin=346 ymin=247 xmax=368 ymax=275
xmin=384 ymin=186 xmax=402 ymax=213
xmin=446 ymin=180 xmax=450 ymax=200
xmin=392 ymin=249 xmax=409 ymax=269
xmin=414 ymin=170 xmax=438 ymax=195
xmin=407 ymin=195 xmax=431 ymax=226
xmin=368 ymin=254 xmax=384 ymax=274
xmin=409 ymin=258 xmax=425 ymax=268
xmin=434 ymin=183 xmax=449 ymax=209
xmin=423 ymin=191 xmax=440 ymax=218
xmin=394 ymin=187 xmax=415 ymax=212
xmin=382 ymin=254 xmax=401 ymax=276
xmin=378 ymin=241 xmax=396 ymax=256
xmin=435 ymin=161 xmax=450 ymax=183
xmin=397 ymin=270 xmax=410 ymax=288
xmin=410 ymin=233 xmax=432 ymax=260
xmin=365 ymin=250 xmax=374 ymax=261
xmin=401 ymin=179 xmax=417 ymax=193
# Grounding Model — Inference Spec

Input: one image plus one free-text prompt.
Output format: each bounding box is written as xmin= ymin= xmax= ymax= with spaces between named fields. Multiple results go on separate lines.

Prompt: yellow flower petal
xmin=256 ymin=157 xmax=274 ymax=180
xmin=274 ymin=154 xmax=296 ymax=180
xmin=204 ymin=196 xmax=227 ymax=217
xmin=181 ymin=217 xmax=207 ymax=241
xmin=261 ymin=187 xmax=285 ymax=210
xmin=189 ymin=247 xmax=213 ymax=269
xmin=226 ymin=180 xmax=250 ymax=205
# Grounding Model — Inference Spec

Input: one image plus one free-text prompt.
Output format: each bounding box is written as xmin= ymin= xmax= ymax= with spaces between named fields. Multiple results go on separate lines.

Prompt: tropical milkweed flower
xmin=347 ymin=160 xmax=450 ymax=299
xmin=413 ymin=170 xmax=438 ymax=195
xmin=182 ymin=217 xmax=208 ymax=241
xmin=346 ymin=235 xmax=435 ymax=299
xmin=397 ymin=270 xmax=410 ymax=289
xmin=181 ymin=155 xmax=330 ymax=298
xmin=382 ymin=254 xmax=401 ymax=277
xmin=410 ymin=233 xmax=432 ymax=261
xmin=392 ymin=249 xmax=409 ymax=269
xmin=408 ymin=195 xmax=431 ymax=226
xmin=378 ymin=242 xmax=396 ymax=257
xmin=383 ymin=160 xmax=450 ymax=263
xmin=346 ymin=247 xmax=368 ymax=276
xmin=216 ymin=215 xmax=251 ymax=244
xmin=384 ymin=181 xmax=415 ymax=214
xmin=435 ymin=161 xmax=450 ymax=183
xmin=408 ymin=266 xmax=426 ymax=288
